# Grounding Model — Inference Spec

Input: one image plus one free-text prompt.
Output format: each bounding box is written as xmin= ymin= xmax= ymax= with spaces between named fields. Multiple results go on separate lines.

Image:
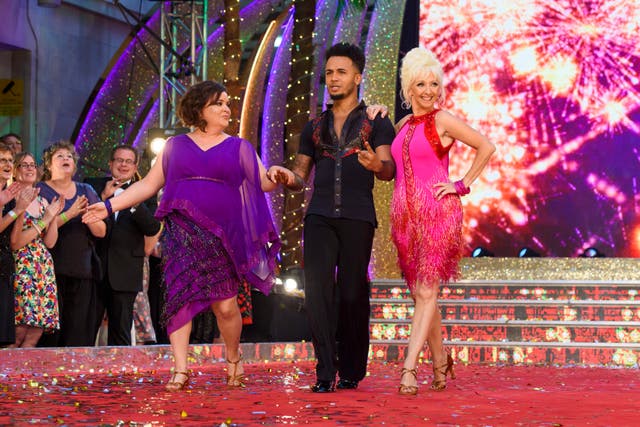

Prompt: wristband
xmin=7 ymin=210 xmax=17 ymax=220
xmin=36 ymin=219 xmax=47 ymax=230
xmin=104 ymin=199 xmax=114 ymax=216
xmin=60 ymin=212 xmax=69 ymax=223
xmin=454 ymin=180 xmax=470 ymax=196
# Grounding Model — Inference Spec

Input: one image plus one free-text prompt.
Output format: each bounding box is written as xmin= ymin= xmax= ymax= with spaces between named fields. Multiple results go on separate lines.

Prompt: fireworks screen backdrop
xmin=418 ymin=0 xmax=640 ymax=257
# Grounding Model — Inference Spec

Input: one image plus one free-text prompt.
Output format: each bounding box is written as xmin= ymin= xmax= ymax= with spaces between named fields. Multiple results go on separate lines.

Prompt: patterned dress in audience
xmin=13 ymin=198 xmax=59 ymax=333
xmin=133 ymin=257 xmax=156 ymax=344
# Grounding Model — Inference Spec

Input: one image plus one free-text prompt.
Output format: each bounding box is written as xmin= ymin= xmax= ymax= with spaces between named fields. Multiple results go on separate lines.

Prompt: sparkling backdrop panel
xmin=419 ymin=0 xmax=640 ymax=257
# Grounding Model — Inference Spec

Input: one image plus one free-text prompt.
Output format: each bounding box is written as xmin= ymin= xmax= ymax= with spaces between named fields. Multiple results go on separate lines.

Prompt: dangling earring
xmin=402 ymin=95 xmax=411 ymax=110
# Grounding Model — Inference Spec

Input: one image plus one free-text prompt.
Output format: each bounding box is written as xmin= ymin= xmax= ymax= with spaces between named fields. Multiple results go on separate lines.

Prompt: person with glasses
xmin=37 ymin=141 xmax=107 ymax=347
xmin=0 ymin=144 xmax=35 ymax=347
xmin=9 ymin=152 xmax=64 ymax=347
xmin=87 ymin=145 xmax=161 ymax=346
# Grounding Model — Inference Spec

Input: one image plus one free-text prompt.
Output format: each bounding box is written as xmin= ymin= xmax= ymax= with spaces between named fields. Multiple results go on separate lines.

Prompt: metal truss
xmin=158 ymin=0 xmax=209 ymax=128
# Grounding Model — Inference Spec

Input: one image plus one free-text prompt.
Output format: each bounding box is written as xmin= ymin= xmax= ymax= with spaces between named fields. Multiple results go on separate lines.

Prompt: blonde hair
xmin=400 ymin=47 xmax=445 ymax=109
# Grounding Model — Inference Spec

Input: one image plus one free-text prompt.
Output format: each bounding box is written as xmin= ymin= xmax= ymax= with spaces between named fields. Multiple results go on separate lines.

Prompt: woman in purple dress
xmin=84 ymin=81 xmax=295 ymax=391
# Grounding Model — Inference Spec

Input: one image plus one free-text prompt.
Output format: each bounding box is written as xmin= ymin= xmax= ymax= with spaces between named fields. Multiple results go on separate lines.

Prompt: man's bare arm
xmin=288 ymin=154 xmax=313 ymax=191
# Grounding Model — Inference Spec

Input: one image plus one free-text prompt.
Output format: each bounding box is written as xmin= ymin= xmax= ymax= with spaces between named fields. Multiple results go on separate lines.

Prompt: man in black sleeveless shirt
xmin=285 ymin=43 xmax=395 ymax=392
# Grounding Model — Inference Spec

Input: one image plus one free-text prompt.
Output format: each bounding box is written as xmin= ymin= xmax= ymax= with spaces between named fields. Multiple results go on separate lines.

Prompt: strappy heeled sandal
xmin=430 ymin=353 xmax=455 ymax=391
xmin=226 ymin=356 xmax=245 ymax=387
xmin=165 ymin=370 xmax=190 ymax=392
xmin=398 ymin=367 xmax=418 ymax=396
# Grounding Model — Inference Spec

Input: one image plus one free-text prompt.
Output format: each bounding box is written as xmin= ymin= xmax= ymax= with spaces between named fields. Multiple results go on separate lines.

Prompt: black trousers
xmin=57 ymin=275 xmax=97 ymax=347
xmin=303 ymin=214 xmax=374 ymax=383
xmin=105 ymin=288 xmax=138 ymax=346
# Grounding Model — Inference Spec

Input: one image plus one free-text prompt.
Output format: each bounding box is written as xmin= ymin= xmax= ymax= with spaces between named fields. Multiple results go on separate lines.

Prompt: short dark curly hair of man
xmin=325 ymin=42 xmax=365 ymax=74
xmin=110 ymin=144 xmax=139 ymax=164
xmin=177 ymin=80 xmax=227 ymax=132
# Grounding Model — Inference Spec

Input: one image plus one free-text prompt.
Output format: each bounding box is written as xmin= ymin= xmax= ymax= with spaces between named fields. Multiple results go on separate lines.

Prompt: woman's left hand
xmin=433 ymin=181 xmax=457 ymax=200
xmin=267 ymin=165 xmax=296 ymax=186
xmin=366 ymin=104 xmax=389 ymax=120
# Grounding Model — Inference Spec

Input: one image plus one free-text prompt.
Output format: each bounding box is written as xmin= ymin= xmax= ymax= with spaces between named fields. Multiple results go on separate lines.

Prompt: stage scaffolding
xmin=158 ymin=0 xmax=209 ymax=128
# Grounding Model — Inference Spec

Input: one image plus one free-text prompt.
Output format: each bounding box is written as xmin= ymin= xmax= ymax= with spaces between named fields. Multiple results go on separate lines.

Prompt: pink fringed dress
xmin=390 ymin=110 xmax=463 ymax=291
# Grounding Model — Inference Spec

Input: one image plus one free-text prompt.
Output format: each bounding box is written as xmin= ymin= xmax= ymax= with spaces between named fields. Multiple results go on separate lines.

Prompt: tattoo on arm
xmin=290 ymin=155 xmax=313 ymax=190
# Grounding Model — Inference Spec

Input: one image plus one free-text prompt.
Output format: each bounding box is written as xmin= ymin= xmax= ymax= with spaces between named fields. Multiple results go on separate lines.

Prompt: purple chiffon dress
xmin=156 ymin=134 xmax=280 ymax=335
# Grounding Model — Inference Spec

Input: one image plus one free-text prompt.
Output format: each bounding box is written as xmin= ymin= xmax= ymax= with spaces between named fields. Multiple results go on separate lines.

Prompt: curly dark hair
xmin=325 ymin=43 xmax=365 ymax=74
xmin=177 ymin=80 xmax=227 ymax=132
xmin=41 ymin=140 xmax=79 ymax=181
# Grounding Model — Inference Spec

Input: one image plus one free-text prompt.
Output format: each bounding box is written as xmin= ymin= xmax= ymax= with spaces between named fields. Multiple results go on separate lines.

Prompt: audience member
xmin=0 ymin=143 xmax=31 ymax=346
xmin=37 ymin=141 xmax=106 ymax=347
xmin=10 ymin=152 xmax=64 ymax=347
xmin=0 ymin=133 xmax=23 ymax=154
xmin=89 ymin=145 xmax=161 ymax=346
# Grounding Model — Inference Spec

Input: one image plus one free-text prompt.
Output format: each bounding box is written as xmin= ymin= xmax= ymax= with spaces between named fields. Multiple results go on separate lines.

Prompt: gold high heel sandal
xmin=398 ymin=367 xmax=419 ymax=396
xmin=226 ymin=356 xmax=245 ymax=387
xmin=430 ymin=353 xmax=455 ymax=391
xmin=165 ymin=370 xmax=190 ymax=392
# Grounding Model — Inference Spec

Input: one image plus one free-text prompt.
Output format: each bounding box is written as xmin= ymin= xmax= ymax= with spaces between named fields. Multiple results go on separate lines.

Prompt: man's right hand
xmin=101 ymin=178 xmax=126 ymax=200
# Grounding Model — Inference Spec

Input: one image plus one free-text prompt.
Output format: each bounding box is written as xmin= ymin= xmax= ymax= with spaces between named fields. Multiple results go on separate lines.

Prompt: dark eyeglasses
xmin=112 ymin=158 xmax=136 ymax=165
xmin=18 ymin=162 xmax=37 ymax=169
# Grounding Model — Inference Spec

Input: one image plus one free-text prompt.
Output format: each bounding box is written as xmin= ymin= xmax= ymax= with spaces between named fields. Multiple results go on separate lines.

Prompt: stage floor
xmin=1 ymin=357 xmax=637 ymax=426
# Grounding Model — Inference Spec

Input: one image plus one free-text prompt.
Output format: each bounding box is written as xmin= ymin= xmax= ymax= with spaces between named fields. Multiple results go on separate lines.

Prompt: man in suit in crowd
xmin=88 ymin=145 xmax=161 ymax=346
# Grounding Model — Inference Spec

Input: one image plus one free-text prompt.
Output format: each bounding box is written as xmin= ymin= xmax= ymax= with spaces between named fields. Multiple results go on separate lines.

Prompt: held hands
xmin=82 ymin=202 xmax=108 ymax=224
xmin=366 ymin=104 xmax=389 ymax=120
xmin=266 ymin=165 xmax=296 ymax=186
xmin=357 ymin=141 xmax=383 ymax=172
xmin=101 ymin=178 xmax=126 ymax=200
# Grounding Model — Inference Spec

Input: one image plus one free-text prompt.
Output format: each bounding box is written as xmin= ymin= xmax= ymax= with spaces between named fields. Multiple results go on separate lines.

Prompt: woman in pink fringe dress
xmin=391 ymin=47 xmax=495 ymax=395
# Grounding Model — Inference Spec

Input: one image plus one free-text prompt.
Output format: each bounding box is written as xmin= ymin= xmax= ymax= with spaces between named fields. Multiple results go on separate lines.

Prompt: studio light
xmin=147 ymin=127 xmax=189 ymax=155
xmin=580 ymin=247 xmax=605 ymax=258
xmin=276 ymin=267 xmax=305 ymax=298
xmin=471 ymin=246 xmax=494 ymax=257
xmin=283 ymin=278 xmax=299 ymax=293
xmin=518 ymin=247 xmax=541 ymax=257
